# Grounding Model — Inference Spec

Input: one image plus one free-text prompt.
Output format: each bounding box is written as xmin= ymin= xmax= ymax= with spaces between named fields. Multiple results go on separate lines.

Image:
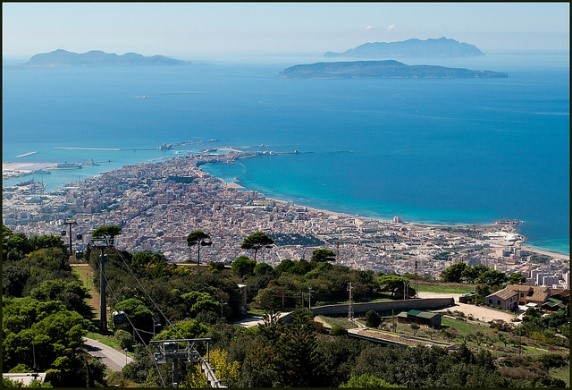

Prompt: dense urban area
xmin=3 ymin=150 xmax=569 ymax=287
xmin=2 ymin=150 xmax=570 ymax=388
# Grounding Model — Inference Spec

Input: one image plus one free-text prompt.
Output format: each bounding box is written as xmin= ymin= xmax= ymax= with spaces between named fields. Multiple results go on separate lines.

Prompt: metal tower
xmin=347 ymin=282 xmax=354 ymax=322
xmin=90 ymin=235 xmax=114 ymax=333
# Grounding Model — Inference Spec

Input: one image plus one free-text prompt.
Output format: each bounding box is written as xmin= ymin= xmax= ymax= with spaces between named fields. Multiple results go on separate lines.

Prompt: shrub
xmin=115 ymin=329 xmax=134 ymax=351
xmin=330 ymin=324 xmax=348 ymax=336
xmin=365 ymin=310 xmax=382 ymax=328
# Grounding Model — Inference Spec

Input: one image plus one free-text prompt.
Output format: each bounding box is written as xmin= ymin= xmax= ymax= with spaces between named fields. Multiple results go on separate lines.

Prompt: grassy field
xmin=86 ymin=331 xmax=122 ymax=350
xmin=316 ymin=315 xmax=356 ymax=329
xmin=550 ymin=364 xmax=570 ymax=387
xmin=414 ymin=281 xmax=477 ymax=295
xmin=71 ymin=264 xmax=100 ymax=319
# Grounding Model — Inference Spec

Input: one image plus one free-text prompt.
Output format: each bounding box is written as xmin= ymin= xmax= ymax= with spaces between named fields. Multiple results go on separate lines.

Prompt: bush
xmin=115 ymin=329 xmax=134 ymax=351
xmin=208 ymin=262 xmax=226 ymax=273
xmin=365 ymin=310 xmax=382 ymax=328
xmin=330 ymin=324 xmax=348 ymax=336
xmin=538 ymin=353 xmax=568 ymax=369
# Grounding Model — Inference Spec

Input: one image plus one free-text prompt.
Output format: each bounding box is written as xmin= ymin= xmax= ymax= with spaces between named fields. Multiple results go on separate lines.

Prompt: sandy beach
xmin=521 ymin=245 xmax=569 ymax=261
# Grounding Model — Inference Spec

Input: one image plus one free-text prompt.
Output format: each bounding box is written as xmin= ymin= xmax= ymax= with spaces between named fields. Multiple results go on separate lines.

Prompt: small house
xmin=397 ymin=309 xmax=442 ymax=329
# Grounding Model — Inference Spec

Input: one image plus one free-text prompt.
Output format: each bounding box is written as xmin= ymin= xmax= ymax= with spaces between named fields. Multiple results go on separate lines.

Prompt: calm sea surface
xmin=2 ymin=52 xmax=569 ymax=254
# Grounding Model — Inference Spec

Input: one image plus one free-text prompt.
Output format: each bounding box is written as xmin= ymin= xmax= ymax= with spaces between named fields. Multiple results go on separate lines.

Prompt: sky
xmin=2 ymin=2 xmax=570 ymax=60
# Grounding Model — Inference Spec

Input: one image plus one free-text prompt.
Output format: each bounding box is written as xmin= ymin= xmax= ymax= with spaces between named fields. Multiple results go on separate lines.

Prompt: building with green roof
xmin=397 ymin=309 xmax=442 ymax=329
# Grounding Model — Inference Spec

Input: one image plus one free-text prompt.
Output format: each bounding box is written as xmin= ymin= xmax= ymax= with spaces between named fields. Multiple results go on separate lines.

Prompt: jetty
xmin=16 ymin=151 xmax=38 ymax=158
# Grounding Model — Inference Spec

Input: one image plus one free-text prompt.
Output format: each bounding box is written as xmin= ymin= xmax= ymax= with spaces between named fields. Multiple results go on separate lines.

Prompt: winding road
xmin=83 ymin=337 xmax=133 ymax=372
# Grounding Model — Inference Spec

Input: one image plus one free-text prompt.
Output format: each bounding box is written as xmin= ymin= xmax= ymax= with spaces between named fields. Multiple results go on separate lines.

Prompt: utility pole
xmin=347 ymin=282 xmax=354 ymax=322
xmin=63 ymin=219 xmax=77 ymax=257
xmin=90 ymin=235 xmax=114 ymax=333
xmin=308 ymin=287 xmax=312 ymax=310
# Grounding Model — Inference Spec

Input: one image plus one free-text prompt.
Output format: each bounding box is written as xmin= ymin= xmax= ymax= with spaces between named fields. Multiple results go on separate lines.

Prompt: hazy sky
xmin=3 ymin=2 xmax=570 ymax=59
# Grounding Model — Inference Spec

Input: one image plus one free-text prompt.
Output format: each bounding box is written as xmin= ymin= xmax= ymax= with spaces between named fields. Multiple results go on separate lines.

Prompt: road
xmin=417 ymin=292 xmax=517 ymax=323
xmin=83 ymin=337 xmax=133 ymax=372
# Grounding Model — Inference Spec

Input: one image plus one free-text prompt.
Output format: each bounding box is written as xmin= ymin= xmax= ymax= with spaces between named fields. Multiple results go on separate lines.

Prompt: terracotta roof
xmin=549 ymin=288 xmax=570 ymax=298
xmin=488 ymin=287 xmax=518 ymax=302
xmin=527 ymin=286 xmax=551 ymax=303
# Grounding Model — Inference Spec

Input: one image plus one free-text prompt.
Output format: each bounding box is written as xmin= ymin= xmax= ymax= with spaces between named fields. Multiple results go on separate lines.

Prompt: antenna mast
xmin=347 ymin=282 xmax=354 ymax=322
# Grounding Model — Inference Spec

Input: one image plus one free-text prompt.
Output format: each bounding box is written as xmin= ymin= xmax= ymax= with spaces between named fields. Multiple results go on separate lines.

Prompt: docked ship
xmin=55 ymin=162 xmax=82 ymax=169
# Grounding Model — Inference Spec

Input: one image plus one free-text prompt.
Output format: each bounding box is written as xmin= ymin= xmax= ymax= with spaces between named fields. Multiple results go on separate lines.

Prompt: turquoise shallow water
xmin=3 ymin=52 xmax=569 ymax=255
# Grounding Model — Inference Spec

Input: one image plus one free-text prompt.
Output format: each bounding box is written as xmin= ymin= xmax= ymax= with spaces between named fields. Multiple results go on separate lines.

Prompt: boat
xmin=55 ymin=163 xmax=82 ymax=169
xmin=16 ymin=178 xmax=35 ymax=186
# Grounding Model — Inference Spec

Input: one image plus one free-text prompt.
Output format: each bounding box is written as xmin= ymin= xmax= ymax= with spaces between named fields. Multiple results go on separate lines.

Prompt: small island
xmin=325 ymin=37 xmax=484 ymax=58
xmin=280 ymin=60 xmax=508 ymax=79
xmin=22 ymin=49 xmax=189 ymax=67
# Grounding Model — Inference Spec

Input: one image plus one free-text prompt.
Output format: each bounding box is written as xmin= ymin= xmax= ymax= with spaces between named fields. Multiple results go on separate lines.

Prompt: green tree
xmin=310 ymin=248 xmax=336 ymax=263
xmin=153 ymin=319 xmax=209 ymax=340
xmin=91 ymin=225 xmax=122 ymax=239
xmin=181 ymin=291 xmax=222 ymax=322
xmin=241 ymin=231 xmax=274 ymax=261
xmin=477 ymin=269 xmax=508 ymax=287
xmin=275 ymin=309 xmax=322 ymax=387
xmin=115 ymin=329 xmax=134 ymax=351
xmin=475 ymin=284 xmax=491 ymax=305
xmin=258 ymin=311 xmax=284 ymax=343
xmin=508 ymin=272 xmax=527 ymax=285
xmin=377 ymin=275 xmax=414 ymax=298
xmin=30 ymin=279 xmax=93 ymax=319
xmin=253 ymin=262 xmax=275 ymax=276
xmin=461 ymin=264 xmax=489 ymax=283
xmin=2 ymin=297 xmax=93 ymax=386
xmin=341 ymin=374 xmax=401 ymax=388
xmin=28 ymin=234 xmax=66 ymax=251
xmin=4 ymin=232 xmax=32 ymax=260
xmin=113 ymin=298 xmax=154 ymax=343
xmin=365 ymin=310 xmax=382 ymax=328
xmin=253 ymin=284 xmax=292 ymax=311
xmin=231 ymin=256 xmax=257 ymax=278
xmin=186 ymin=230 xmax=211 ymax=265
xmin=275 ymin=259 xmax=296 ymax=274
xmin=440 ymin=262 xmax=467 ymax=283
xmin=2 ymin=264 xmax=30 ymax=297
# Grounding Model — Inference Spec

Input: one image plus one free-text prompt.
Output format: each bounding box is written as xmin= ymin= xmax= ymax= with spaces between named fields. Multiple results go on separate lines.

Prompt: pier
xmin=16 ymin=151 xmax=38 ymax=158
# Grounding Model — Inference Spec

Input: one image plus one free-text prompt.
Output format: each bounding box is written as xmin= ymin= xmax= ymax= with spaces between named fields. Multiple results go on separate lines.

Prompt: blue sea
xmin=2 ymin=51 xmax=569 ymax=255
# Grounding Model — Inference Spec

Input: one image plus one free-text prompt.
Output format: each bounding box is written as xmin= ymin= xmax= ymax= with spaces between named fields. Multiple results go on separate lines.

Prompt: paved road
xmin=83 ymin=337 xmax=133 ymax=372
xmin=417 ymin=292 xmax=517 ymax=323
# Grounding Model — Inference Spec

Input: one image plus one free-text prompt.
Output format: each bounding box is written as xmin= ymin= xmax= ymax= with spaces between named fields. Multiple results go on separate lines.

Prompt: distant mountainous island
xmin=280 ymin=60 xmax=508 ymax=79
xmin=325 ymin=37 xmax=484 ymax=58
xmin=23 ymin=49 xmax=189 ymax=67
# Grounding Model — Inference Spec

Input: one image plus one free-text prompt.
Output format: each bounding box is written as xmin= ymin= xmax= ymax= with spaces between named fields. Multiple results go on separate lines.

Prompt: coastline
xmin=224 ymin=180 xmax=566 ymax=260
xmin=520 ymin=245 xmax=570 ymax=262
xmin=3 ymin=152 xmax=569 ymax=262
xmin=215 ymin=165 xmax=567 ymax=261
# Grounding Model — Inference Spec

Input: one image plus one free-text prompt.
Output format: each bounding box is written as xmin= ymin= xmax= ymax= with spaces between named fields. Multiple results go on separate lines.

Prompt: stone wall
xmin=281 ymin=298 xmax=454 ymax=322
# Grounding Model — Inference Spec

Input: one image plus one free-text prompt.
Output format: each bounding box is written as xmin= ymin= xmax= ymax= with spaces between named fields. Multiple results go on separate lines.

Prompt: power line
xmin=110 ymin=246 xmax=180 ymax=333
xmin=99 ymin=268 xmax=167 ymax=387
xmin=107 ymin=247 xmax=224 ymax=387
